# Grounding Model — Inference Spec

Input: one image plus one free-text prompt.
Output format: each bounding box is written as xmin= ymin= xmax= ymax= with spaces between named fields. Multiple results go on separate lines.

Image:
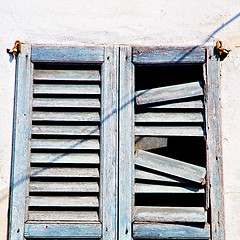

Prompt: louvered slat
xmin=34 ymin=70 xmax=100 ymax=81
xmin=31 ymin=153 xmax=100 ymax=164
xmin=135 ymin=206 xmax=207 ymax=222
xmin=32 ymin=125 xmax=100 ymax=136
xmin=33 ymin=84 xmax=100 ymax=95
xmin=33 ymin=98 xmax=100 ymax=108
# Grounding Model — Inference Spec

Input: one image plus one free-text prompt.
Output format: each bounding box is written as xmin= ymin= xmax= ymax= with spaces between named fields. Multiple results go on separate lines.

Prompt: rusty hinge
xmin=215 ymin=40 xmax=230 ymax=61
xmin=7 ymin=40 xmax=21 ymax=55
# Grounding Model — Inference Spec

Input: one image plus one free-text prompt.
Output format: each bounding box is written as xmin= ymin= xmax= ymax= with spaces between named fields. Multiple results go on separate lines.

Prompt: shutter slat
xmin=31 ymin=153 xmax=99 ymax=164
xmin=31 ymin=139 xmax=100 ymax=150
xmin=135 ymin=126 xmax=204 ymax=137
xmin=30 ymin=182 xmax=99 ymax=192
xmin=135 ymin=112 xmax=204 ymax=123
xmin=135 ymin=169 xmax=187 ymax=184
xmin=135 ymin=150 xmax=206 ymax=184
xmin=33 ymin=70 xmax=100 ymax=81
xmin=33 ymin=98 xmax=100 ymax=108
xmin=136 ymin=81 xmax=203 ymax=105
xmin=135 ymin=137 xmax=168 ymax=151
xmin=29 ymin=196 xmax=99 ymax=207
xmin=133 ymin=223 xmax=210 ymax=239
xmin=135 ymin=183 xmax=204 ymax=194
xmin=24 ymin=222 xmax=102 ymax=238
xmin=34 ymin=84 xmax=100 ymax=95
xmin=30 ymin=167 xmax=99 ymax=178
xmin=32 ymin=125 xmax=100 ymax=136
xmin=135 ymin=206 xmax=207 ymax=222
xmin=32 ymin=111 xmax=100 ymax=122
xmin=28 ymin=211 xmax=99 ymax=221
xmin=147 ymin=100 xmax=204 ymax=109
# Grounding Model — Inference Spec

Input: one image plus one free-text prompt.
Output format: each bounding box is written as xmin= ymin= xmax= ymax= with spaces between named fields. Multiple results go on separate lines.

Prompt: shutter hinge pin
xmin=7 ymin=40 xmax=21 ymax=55
xmin=215 ymin=40 xmax=230 ymax=61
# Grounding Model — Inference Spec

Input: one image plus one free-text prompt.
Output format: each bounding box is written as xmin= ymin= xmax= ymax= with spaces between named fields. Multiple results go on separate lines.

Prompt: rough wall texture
xmin=0 ymin=0 xmax=240 ymax=239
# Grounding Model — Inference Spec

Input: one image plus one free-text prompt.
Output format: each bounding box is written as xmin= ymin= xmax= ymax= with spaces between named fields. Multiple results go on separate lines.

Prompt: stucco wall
xmin=0 ymin=0 xmax=240 ymax=239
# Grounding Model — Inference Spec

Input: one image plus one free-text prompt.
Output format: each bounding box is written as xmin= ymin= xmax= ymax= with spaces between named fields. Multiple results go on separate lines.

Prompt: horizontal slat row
xmin=29 ymin=196 xmax=99 ymax=207
xmin=33 ymin=98 xmax=100 ymax=108
xmin=30 ymin=167 xmax=99 ymax=178
xmin=135 ymin=206 xmax=207 ymax=222
xmin=31 ymin=153 xmax=100 ymax=164
xmin=32 ymin=125 xmax=100 ymax=136
xmin=34 ymin=84 xmax=100 ymax=95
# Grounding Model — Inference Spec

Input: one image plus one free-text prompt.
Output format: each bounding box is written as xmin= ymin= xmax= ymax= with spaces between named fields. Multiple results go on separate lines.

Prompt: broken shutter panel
xmin=133 ymin=47 xmax=209 ymax=239
xmin=23 ymin=46 xmax=106 ymax=239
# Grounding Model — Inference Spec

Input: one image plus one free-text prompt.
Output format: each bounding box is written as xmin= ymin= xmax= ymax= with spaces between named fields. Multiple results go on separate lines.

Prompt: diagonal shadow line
xmin=3 ymin=12 xmax=240 ymax=202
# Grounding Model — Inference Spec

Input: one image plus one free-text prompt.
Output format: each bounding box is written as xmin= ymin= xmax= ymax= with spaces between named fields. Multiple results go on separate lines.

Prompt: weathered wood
xmin=136 ymin=81 xmax=203 ymax=106
xmin=28 ymin=211 xmax=99 ymax=221
xmin=24 ymin=222 xmax=102 ymax=238
xmin=8 ymin=45 xmax=32 ymax=240
xmin=135 ymin=136 xmax=168 ymax=151
xmin=29 ymin=196 xmax=99 ymax=207
xmin=30 ymin=167 xmax=99 ymax=178
xmin=118 ymin=46 xmax=135 ymax=240
xmin=32 ymin=125 xmax=100 ymax=136
xmin=32 ymin=111 xmax=100 ymax=122
xmin=33 ymin=98 xmax=100 ymax=108
xmin=135 ymin=183 xmax=204 ymax=194
xmin=135 ymin=169 xmax=187 ymax=183
xmin=100 ymin=46 xmax=119 ymax=240
xmin=206 ymin=48 xmax=225 ymax=240
xmin=147 ymin=100 xmax=204 ymax=109
xmin=31 ymin=139 xmax=100 ymax=150
xmin=132 ymin=47 xmax=206 ymax=64
xmin=135 ymin=150 xmax=206 ymax=184
xmin=135 ymin=207 xmax=207 ymax=222
xmin=133 ymin=223 xmax=210 ymax=239
xmin=29 ymin=182 xmax=99 ymax=192
xmin=33 ymin=69 xmax=100 ymax=81
xmin=135 ymin=126 xmax=204 ymax=137
xmin=135 ymin=112 xmax=204 ymax=123
xmin=33 ymin=84 xmax=100 ymax=95
xmin=31 ymin=153 xmax=100 ymax=164
xmin=31 ymin=46 xmax=104 ymax=63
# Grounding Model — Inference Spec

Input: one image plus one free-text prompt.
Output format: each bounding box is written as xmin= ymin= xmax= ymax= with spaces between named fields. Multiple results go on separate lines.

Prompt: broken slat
xmin=33 ymin=70 xmax=100 ymax=81
xmin=30 ymin=167 xmax=99 ymax=178
xmin=28 ymin=211 xmax=99 ymax=221
xmin=135 ymin=126 xmax=204 ymax=137
xmin=33 ymin=98 xmax=100 ymax=108
xmin=29 ymin=182 xmax=99 ymax=193
xmin=135 ymin=206 xmax=207 ymax=222
xmin=135 ymin=150 xmax=206 ymax=184
xmin=135 ymin=137 xmax=167 ymax=151
xmin=31 ymin=153 xmax=99 ymax=164
xmin=135 ymin=112 xmax=204 ymax=122
xmin=135 ymin=183 xmax=204 ymax=194
xmin=32 ymin=111 xmax=100 ymax=122
xmin=31 ymin=139 xmax=100 ymax=150
xmin=147 ymin=100 xmax=204 ymax=109
xmin=133 ymin=223 xmax=210 ymax=239
xmin=29 ymin=196 xmax=99 ymax=207
xmin=32 ymin=125 xmax=100 ymax=136
xmin=135 ymin=169 xmax=187 ymax=183
xmin=33 ymin=84 xmax=100 ymax=95
xmin=136 ymin=81 xmax=203 ymax=105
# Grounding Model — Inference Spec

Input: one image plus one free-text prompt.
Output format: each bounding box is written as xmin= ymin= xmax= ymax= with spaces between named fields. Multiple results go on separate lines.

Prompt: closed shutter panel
xmin=119 ymin=47 xmax=211 ymax=239
xmin=9 ymin=45 xmax=119 ymax=240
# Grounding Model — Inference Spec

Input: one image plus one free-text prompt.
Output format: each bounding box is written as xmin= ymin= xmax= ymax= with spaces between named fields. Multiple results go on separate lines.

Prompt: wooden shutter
xmin=9 ymin=45 xmax=119 ymax=240
xmin=119 ymin=47 xmax=224 ymax=239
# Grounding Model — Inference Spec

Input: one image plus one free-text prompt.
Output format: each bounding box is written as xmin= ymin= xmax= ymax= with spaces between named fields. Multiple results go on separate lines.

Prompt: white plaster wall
xmin=0 ymin=0 xmax=240 ymax=239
